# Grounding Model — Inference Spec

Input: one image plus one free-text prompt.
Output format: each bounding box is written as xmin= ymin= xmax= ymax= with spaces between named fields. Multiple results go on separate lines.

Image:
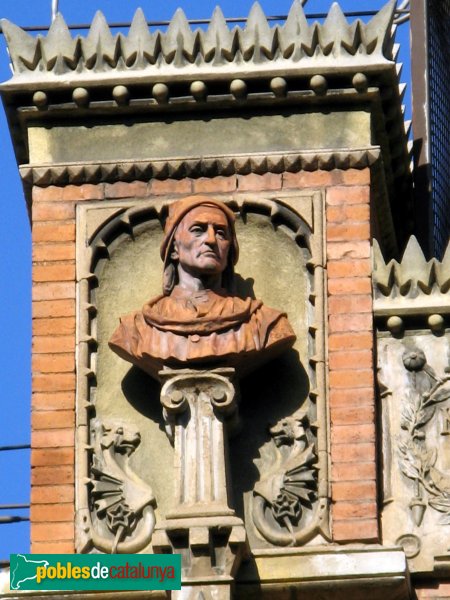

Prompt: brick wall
xmin=324 ymin=177 xmax=378 ymax=542
xmin=31 ymin=184 xmax=101 ymax=553
xmin=30 ymin=167 xmax=377 ymax=550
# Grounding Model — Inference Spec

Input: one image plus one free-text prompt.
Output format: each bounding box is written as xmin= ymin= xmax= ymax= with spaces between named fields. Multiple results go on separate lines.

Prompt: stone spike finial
xmin=162 ymin=7 xmax=197 ymax=64
xmin=82 ymin=11 xmax=118 ymax=70
xmin=240 ymin=2 xmax=274 ymax=61
xmin=343 ymin=20 xmax=366 ymax=56
xmin=436 ymin=240 xmax=450 ymax=293
xmin=373 ymin=239 xmax=395 ymax=296
xmin=201 ymin=6 xmax=235 ymax=63
xmin=404 ymin=119 xmax=412 ymax=138
xmin=395 ymin=236 xmax=431 ymax=296
xmin=321 ymin=3 xmax=348 ymax=56
xmin=1 ymin=19 xmax=40 ymax=72
xmin=43 ymin=13 xmax=78 ymax=71
xmin=120 ymin=8 xmax=159 ymax=67
xmin=392 ymin=42 xmax=401 ymax=61
xmin=364 ymin=0 xmax=396 ymax=58
xmin=398 ymin=83 xmax=407 ymax=103
xmin=277 ymin=0 xmax=310 ymax=59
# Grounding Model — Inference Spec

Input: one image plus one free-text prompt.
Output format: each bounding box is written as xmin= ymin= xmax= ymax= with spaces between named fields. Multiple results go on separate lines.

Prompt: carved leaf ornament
xmin=399 ymin=349 xmax=450 ymax=525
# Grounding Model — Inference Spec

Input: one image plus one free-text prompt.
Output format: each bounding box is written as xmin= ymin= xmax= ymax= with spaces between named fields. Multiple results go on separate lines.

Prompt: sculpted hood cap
xmin=160 ymin=195 xmax=239 ymax=265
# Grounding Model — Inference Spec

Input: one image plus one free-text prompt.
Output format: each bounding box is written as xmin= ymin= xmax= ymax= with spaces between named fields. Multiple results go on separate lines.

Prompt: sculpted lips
xmin=200 ymin=249 xmax=220 ymax=259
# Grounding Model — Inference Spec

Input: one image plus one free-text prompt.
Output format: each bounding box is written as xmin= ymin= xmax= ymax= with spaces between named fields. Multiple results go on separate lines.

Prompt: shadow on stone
xmin=121 ymin=366 xmax=165 ymax=430
xmin=229 ymin=348 xmax=309 ymax=520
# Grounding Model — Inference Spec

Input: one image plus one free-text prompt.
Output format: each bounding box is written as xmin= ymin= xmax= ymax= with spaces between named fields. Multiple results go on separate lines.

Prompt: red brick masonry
xmin=325 ymin=180 xmax=378 ymax=543
xmin=30 ymin=168 xmax=377 ymax=551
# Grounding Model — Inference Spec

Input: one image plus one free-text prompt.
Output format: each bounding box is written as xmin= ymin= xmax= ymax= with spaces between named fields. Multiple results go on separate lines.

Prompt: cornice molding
xmin=19 ymin=147 xmax=381 ymax=187
xmin=1 ymin=1 xmax=396 ymax=87
xmin=0 ymin=0 xmax=411 ymax=257
xmin=373 ymin=237 xmax=450 ymax=321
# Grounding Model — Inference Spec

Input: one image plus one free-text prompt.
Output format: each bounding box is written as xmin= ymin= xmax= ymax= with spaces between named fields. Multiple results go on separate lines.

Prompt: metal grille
xmin=428 ymin=0 xmax=450 ymax=257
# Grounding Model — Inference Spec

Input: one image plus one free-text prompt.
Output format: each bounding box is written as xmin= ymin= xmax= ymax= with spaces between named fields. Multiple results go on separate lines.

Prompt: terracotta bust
xmin=109 ymin=195 xmax=296 ymax=379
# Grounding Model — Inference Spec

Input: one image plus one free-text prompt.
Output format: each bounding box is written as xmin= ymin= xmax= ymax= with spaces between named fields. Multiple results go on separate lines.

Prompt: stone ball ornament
xmin=230 ymin=79 xmax=248 ymax=99
xmin=352 ymin=72 xmax=369 ymax=93
xmin=190 ymin=80 xmax=208 ymax=101
xmin=109 ymin=195 xmax=296 ymax=380
xmin=33 ymin=90 xmax=48 ymax=108
xmin=270 ymin=77 xmax=288 ymax=97
xmin=387 ymin=315 xmax=404 ymax=334
xmin=112 ymin=85 xmax=130 ymax=106
xmin=428 ymin=313 xmax=445 ymax=333
xmin=72 ymin=87 xmax=90 ymax=107
xmin=152 ymin=82 xmax=169 ymax=103
xmin=309 ymin=74 xmax=327 ymax=95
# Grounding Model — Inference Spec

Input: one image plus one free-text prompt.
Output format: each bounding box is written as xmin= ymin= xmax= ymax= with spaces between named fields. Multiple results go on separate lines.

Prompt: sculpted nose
xmin=205 ymin=225 xmax=216 ymax=245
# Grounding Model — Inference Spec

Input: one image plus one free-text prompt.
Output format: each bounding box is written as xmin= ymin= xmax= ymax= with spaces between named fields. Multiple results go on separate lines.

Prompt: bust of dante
xmin=109 ymin=195 xmax=296 ymax=379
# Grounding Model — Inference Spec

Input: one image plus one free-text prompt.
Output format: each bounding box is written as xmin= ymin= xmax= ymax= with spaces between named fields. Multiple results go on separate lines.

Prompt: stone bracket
xmin=153 ymin=518 xmax=248 ymax=600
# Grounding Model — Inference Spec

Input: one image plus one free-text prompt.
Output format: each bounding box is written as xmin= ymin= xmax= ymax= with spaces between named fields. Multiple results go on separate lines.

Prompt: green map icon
xmin=10 ymin=555 xmax=49 ymax=590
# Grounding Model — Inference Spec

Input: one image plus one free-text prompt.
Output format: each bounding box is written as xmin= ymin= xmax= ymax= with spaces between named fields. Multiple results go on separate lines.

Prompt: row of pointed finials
xmin=2 ymin=0 xmax=396 ymax=73
xmin=373 ymin=237 xmax=450 ymax=297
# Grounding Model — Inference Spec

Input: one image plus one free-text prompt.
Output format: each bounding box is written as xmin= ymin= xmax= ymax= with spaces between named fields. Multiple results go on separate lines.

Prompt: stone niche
xmin=75 ymin=190 xmax=329 ymax=558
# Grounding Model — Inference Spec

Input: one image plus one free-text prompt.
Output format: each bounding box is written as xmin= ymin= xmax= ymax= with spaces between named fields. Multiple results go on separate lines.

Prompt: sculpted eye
xmin=216 ymin=229 xmax=228 ymax=239
xmin=190 ymin=225 xmax=204 ymax=235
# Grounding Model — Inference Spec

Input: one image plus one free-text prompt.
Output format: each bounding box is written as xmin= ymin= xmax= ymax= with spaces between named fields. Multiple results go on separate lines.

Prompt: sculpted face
xmin=172 ymin=206 xmax=231 ymax=277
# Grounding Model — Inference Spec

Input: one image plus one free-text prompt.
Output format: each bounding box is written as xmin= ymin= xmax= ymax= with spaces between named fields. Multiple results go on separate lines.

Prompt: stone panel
xmin=28 ymin=110 xmax=371 ymax=165
xmin=379 ymin=331 xmax=450 ymax=573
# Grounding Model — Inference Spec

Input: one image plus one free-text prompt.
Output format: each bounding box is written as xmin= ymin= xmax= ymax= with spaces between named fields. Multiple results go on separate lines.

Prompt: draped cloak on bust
xmin=109 ymin=286 xmax=296 ymax=380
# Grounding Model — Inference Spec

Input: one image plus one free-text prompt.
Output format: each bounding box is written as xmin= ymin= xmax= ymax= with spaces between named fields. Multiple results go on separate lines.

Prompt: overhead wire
xmin=0 ymin=444 xmax=30 ymax=526
xmin=0 ymin=7 xmax=411 ymax=34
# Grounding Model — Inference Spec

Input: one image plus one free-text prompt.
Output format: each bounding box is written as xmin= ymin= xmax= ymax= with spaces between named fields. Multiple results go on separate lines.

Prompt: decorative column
xmin=153 ymin=368 xmax=246 ymax=600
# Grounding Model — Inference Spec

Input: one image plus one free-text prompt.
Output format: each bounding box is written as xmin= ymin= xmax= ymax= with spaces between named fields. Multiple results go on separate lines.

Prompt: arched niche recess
xmin=75 ymin=191 xmax=329 ymax=552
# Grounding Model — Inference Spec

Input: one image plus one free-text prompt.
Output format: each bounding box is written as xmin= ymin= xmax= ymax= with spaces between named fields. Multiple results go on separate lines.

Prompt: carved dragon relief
xmin=87 ymin=419 xmax=156 ymax=553
xmin=252 ymin=411 xmax=325 ymax=546
xmin=399 ymin=348 xmax=450 ymax=526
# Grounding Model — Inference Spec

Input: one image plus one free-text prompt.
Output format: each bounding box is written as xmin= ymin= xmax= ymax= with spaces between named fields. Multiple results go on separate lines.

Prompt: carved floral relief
xmin=398 ymin=348 xmax=450 ymax=526
xmin=379 ymin=336 xmax=450 ymax=571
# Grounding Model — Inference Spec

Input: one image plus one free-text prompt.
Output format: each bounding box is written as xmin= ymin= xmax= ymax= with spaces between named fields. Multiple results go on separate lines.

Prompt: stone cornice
xmin=19 ymin=147 xmax=381 ymax=187
xmin=373 ymin=237 xmax=450 ymax=324
xmin=0 ymin=0 xmax=411 ymax=257
xmin=0 ymin=1 xmax=408 ymax=187
xmin=1 ymin=1 xmax=396 ymax=88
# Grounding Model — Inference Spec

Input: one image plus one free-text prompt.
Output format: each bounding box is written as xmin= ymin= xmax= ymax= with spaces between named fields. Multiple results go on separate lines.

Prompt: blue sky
xmin=0 ymin=0 xmax=410 ymax=559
